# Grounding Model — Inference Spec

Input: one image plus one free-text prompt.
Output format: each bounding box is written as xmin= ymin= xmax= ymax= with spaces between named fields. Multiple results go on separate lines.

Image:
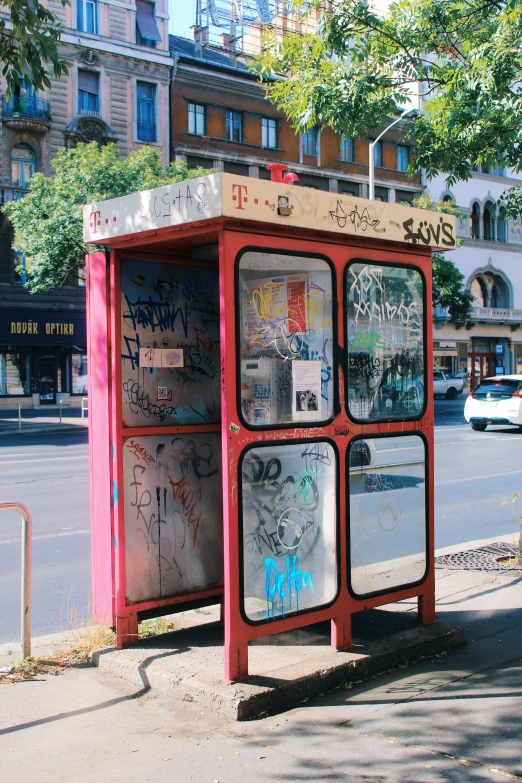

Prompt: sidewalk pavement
xmin=0 ymin=407 xmax=88 ymax=435
xmin=1 ymin=537 xmax=521 ymax=783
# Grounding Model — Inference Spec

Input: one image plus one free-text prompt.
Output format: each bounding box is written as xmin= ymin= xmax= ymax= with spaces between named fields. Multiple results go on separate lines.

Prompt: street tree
xmin=4 ymin=142 xmax=214 ymax=292
xmin=254 ymin=0 xmax=522 ymax=218
xmin=409 ymin=195 xmax=474 ymax=322
xmin=0 ymin=0 xmax=70 ymax=96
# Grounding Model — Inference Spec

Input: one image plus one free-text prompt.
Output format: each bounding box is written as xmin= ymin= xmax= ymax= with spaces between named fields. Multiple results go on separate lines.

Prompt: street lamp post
xmin=368 ymin=108 xmax=420 ymax=200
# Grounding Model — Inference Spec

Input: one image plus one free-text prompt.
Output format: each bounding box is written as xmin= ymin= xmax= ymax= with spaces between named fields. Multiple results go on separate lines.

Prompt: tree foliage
xmin=0 ymin=0 xmax=70 ymax=97
xmin=411 ymin=195 xmax=474 ymax=322
xmin=253 ymin=0 xmax=522 ymax=216
xmin=4 ymin=143 xmax=214 ymax=292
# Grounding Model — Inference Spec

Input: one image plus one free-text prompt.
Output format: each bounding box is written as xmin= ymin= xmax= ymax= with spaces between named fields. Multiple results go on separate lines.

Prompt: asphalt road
xmin=0 ymin=396 xmax=521 ymax=644
xmin=0 ymin=431 xmax=90 ymax=644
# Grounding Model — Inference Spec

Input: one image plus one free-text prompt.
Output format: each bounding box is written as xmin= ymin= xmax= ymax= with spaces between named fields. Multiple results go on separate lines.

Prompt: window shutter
xmin=135 ymin=0 xmax=162 ymax=42
xmin=78 ymin=70 xmax=99 ymax=94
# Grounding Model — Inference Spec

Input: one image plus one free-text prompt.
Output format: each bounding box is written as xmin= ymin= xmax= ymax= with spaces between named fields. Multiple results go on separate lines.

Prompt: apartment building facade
xmin=428 ymin=167 xmax=522 ymax=385
xmin=0 ymin=0 xmax=172 ymax=406
xmin=170 ymin=34 xmax=422 ymax=204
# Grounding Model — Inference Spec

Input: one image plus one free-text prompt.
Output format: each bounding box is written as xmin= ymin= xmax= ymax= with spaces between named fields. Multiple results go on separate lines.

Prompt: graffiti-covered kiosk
xmin=84 ymin=172 xmax=456 ymax=682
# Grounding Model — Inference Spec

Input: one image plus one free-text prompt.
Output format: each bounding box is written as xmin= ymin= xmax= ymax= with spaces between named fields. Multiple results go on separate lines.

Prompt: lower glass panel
xmin=241 ymin=441 xmax=337 ymax=623
xmin=123 ymin=433 xmax=223 ymax=602
xmin=349 ymin=434 xmax=427 ymax=596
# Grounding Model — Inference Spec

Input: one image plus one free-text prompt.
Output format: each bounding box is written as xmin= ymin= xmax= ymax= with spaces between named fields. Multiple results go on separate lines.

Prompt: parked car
xmin=464 ymin=375 xmax=522 ymax=431
xmin=348 ymin=438 xmax=376 ymax=487
xmin=433 ymin=370 xmax=464 ymax=399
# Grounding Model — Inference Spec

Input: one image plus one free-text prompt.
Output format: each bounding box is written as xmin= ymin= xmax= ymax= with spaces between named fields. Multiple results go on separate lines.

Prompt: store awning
xmin=433 ymin=349 xmax=458 ymax=357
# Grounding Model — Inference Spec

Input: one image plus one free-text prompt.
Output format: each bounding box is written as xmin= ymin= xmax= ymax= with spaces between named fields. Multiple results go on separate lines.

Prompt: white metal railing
xmin=0 ymin=401 xmax=21 ymax=430
xmin=81 ymin=397 xmax=88 ymax=419
xmin=471 ymin=307 xmax=522 ymax=322
xmin=0 ymin=503 xmax=32 ymax=660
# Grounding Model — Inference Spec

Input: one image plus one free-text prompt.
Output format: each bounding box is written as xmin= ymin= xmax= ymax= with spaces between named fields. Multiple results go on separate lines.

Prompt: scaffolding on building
xmin=193 ymin=0 xmax=320 ymax=61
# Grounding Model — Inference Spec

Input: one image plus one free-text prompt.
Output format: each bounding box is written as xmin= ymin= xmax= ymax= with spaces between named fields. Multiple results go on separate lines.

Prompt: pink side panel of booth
xmin=86 ymin=251 xmax=115 ymax=626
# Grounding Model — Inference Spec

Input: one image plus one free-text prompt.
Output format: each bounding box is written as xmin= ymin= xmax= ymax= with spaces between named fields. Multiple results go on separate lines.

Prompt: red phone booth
xmin=84 ymin=173 xmax=456 ymax=682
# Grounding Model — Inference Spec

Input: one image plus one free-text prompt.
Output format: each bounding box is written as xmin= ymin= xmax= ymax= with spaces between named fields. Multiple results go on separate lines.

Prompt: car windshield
xmin=473 ymin=379 xmax=522 ymax=397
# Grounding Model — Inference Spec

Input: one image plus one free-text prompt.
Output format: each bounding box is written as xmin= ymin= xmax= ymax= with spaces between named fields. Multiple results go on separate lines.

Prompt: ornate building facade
xmin=0 ymin=0 xmax=172 ymax=406
xmin=428 ymin=168 xmax=522 ymax=384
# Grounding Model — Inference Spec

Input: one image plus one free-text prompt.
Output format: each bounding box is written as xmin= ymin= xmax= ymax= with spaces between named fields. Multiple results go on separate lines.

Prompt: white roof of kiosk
xmin=83 ymin=172 xmax=456 ymax=250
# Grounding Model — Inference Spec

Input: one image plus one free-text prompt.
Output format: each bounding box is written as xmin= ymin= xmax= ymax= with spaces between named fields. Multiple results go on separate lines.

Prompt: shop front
xmin=0 ymin=309 xmax=87 ymax=406
xmin=469 ymin=336 xmax=512 ymax=387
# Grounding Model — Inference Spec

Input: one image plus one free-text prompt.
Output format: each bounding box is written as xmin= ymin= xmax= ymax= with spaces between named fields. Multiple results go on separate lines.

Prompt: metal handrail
xmin=81 ymin=397 xmax=88 ymax=419
xmin=0 ymin=401 xmax=21 ymax=430
xmin=0 ymin=503 xmax=32 ymax=660
xmin=58 ymin=400 xmax=71 ymax=423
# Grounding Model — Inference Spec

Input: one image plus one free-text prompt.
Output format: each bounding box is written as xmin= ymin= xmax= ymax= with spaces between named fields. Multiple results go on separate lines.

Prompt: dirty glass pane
xmin=238 ymin=251 xmax=334 ymax=427
xmin=120 ymin=259 xmax=220 ymax=427
xmin=346 ymin=262 xmax=424 ymax=421
xmin=123 ymin=433 xmax=223 ymax=602
xmin=349 ymin=435 xmax=427 ymax=596
xmin=241 ymin=441 xmax=337 ymax=622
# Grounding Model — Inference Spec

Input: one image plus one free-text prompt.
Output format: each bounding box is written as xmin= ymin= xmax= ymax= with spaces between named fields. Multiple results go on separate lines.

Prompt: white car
xmin=464 ymin=375 xmax=522 ymax=431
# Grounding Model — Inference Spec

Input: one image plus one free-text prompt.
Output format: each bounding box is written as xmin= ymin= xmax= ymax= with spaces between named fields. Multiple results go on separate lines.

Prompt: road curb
xmin=0 ymin=424 xmax=88 ymax=436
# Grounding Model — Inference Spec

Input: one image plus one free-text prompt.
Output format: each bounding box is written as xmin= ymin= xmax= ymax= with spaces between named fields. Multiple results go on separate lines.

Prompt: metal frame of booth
xmin=85 ymin=173 xmax=454 ymax=682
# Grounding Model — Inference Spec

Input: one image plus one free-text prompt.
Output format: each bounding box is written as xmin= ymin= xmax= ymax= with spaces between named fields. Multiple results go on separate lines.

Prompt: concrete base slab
xmin=92 ymin=609 xmax=465 ymax=721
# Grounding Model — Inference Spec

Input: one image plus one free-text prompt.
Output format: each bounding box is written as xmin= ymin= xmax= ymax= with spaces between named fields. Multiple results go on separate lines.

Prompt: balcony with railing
xmin=470 ymin=307 xmax=522 ymax=324
xmin=137 ymin=120 xmax=156 ymax=143
xmin=2 ymin=96 xmax=51 ymax=132
xmin=1 ymin=187 xmax=29 ymax=204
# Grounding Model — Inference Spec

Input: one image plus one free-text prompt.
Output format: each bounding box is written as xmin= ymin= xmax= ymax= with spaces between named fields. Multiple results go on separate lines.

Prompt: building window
xmin=261 ymin=117 xmax=277 ymax=148
xmin=374 ymin=186 xmax=388 ymax=202
xmin=13 ymin=251 xmax=31 ymax=284
xmin=77 ymin=0 xmax=97 ymax=33
xmin=471 ymin=276 xmax=487 ymax=307
xmin=78 ymin=264 xmax=87 ymax=286
xmin=78 ymin=69 xmax=99 ymax=115
xmin=72 ymin=354 xmax=88 ymax=394
xmin=301 ymin=128 xmax=317 ymax=157
xmin=395 ymin=189 xmax=415 ymax=206
xmin=497 ymin=207 xmax=507 ymax=243
xmin=0 ymin=353 xmax=31 ymax=396
xmin=495 ymin=163 xmax=505 ymax=177
xmin=470 ymin=202 xmax=480 ymax=239
xmin=397 ymin=144 xmax=409 ymax=172
xmin=135 ymin=0 xmax=161 ymax=47
xmin=188 ymin=102 xmax=205 ymax=135
xmin=340 ymin=181 xmax=360 ymax=197
xmin=226 ymin=110 xmax=243 ymax=142
xmin=483 ymin=201 xmax=494 ymax=241
xmin=11 ymin=145 xmax=35 ymax=188
xmin=373 ymin=140 xmax=382 ymax=168
xmin=339 ymin=136 xmax=354 ymax=162
xmin=137 ymin=82 xmax=156 ymax=142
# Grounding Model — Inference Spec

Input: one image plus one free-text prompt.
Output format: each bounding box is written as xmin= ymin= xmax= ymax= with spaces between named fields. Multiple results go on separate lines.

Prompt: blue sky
xmin=170 ymin=0 xmax=197 ymax=37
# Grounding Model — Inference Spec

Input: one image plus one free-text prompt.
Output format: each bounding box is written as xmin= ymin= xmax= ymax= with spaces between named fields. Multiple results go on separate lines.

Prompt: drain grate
xmin=435 ymin=542 xmax=521 ymax=573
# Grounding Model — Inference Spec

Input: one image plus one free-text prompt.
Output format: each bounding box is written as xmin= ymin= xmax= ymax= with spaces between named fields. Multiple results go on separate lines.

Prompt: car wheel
xmin=446 ymin=387 xmax=458 ymax=400
xmin=471 ymin=422 xmax=487 ymax=431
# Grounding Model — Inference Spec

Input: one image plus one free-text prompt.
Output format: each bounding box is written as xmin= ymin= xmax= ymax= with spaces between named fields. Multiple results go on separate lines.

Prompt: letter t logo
xmin=231 ymin=184 xmax=248 ymax=210
xmin=90 ymin=210 xmax=101 ymax=234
